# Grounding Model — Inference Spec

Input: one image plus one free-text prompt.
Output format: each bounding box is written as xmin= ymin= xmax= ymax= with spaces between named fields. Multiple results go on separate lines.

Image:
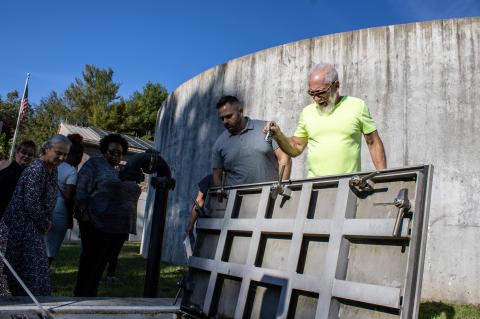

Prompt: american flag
xmin=19 ymin=82 xmax=29 ymax=120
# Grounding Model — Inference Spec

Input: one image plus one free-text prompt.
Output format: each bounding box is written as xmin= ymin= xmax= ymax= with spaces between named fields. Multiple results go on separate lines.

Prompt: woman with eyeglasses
xmin=73 ymin=133 xmax=140 ymax=297
xmin=0 ymin=140 xmax=36 ymax=218
xmin=0 ymin=140 xmax=36 ymax=296
xmin=1 ymin=134 xmax=71 ymax=296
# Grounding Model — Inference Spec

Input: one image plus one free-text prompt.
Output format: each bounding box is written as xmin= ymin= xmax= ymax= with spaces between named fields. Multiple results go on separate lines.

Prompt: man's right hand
xmin=264 ymin=121 xmax=307 ymax=158
xmin=263 ymin=121 xmax=282 ymax=137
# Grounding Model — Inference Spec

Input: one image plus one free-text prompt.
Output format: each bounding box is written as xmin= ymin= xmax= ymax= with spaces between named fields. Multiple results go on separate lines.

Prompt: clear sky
xmin=1 ymin=0 xmax=479 ymax=105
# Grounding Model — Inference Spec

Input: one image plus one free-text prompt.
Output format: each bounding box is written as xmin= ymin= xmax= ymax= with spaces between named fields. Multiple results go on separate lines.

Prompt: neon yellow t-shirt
xmin=294 ymin=96 xmax=377 ymax=177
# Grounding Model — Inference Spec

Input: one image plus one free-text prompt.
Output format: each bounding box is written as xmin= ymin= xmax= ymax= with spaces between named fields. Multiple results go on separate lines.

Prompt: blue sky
xmin=1 ymin=0 xmax=479 ymax=105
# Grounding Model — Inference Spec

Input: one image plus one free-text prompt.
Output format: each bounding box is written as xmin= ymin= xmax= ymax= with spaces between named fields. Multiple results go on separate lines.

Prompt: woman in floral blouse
xmin=1 ymin=134 xmax=71 ymax=296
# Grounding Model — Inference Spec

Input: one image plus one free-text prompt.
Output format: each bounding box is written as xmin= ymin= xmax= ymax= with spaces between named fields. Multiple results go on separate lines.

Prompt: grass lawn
xmin=419 ymin=302 xmax=480 ymax=319
xmin=51 ymin=242 xmax=480 ymax=318
xmin=50 ymin=241 xmax=185 ymax=297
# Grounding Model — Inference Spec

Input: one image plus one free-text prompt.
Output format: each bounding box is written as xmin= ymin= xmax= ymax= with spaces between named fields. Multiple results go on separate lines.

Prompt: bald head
xmin=308 ymin=63 xmax=338 ymax=84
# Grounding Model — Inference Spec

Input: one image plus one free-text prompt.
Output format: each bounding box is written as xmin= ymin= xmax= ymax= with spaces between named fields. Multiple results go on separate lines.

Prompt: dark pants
xmin=107 ymin=233 xmax=128 ymax=277
xmin=74 ymin=221 xmax=127 ymax=297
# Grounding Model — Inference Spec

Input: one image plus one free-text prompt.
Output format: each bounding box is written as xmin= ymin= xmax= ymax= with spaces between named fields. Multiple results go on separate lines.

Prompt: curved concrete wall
xmin=148 ymin=17 xmax=480 ymax=304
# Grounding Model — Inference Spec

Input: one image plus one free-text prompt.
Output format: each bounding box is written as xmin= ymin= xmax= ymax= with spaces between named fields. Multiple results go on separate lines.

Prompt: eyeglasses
xmin=19 ymin=149 xmax=35 ymax=157
xmin=307 ymin=81 xmax=336 ymax=98
xmin=107 ymin=150 xmax=122 ymax=156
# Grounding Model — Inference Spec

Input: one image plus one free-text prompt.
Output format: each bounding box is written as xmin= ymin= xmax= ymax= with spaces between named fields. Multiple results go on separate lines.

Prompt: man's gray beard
xmin=318 ymin=97 xmax=336 ymax=114
xmin=319 ymin=103 xmax=335 ymax=113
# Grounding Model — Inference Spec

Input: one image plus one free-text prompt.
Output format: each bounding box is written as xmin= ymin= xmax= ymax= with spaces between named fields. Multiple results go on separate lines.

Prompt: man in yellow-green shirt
xmin=264 ymin=63 xmax=386 ymax=177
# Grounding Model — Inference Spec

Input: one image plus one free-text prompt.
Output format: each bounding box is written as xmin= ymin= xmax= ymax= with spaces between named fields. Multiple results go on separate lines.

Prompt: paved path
xmin=0 ymin=296 xmax=180 ymax=318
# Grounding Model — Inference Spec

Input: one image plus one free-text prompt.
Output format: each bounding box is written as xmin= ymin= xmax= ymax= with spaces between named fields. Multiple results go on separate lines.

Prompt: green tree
xmin=1 ymin=65 xmax=167 ymax=155
xmin=122 ymin=82 xmax=168 ymax=139
xmin=64 ymin=64 xmax=120 ymax=127
xmin=104 ymin=99 xmax=128 ymax=132
xmin=0 ymin=91 xmax=33 ymax=159
xmin=20 ymin=91 xmax=72 ymax=146
xmin=0 ymin=133 xmax=13 ymax=160
xmin=0 ymin=91 xmax=21 ymax=139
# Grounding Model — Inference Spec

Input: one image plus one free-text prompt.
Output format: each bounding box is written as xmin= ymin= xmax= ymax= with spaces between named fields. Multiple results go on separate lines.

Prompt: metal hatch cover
xmin=181 ymin=165 xmax=433 ymax=319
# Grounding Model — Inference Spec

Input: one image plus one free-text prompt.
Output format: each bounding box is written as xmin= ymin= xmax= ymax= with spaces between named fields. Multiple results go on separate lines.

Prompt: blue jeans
xmin=44 ymin=210 xmax=69 ymax=258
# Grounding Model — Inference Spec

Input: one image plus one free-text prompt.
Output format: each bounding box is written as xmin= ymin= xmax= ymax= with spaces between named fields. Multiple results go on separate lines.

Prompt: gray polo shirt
xmin=212 ymin=118 xmax=279 ymax=186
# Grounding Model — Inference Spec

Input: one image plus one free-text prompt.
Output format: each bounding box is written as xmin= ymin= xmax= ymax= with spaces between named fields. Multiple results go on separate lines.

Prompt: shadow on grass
xmin=50 ymin=242 xmax=185 ymax=297
xmin=419 ymin=302 xmax=455 ymax=319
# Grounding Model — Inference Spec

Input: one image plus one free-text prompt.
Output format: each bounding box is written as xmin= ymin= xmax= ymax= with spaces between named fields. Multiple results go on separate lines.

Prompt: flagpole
xmin=8 ymin=73 xmax=30 ymax=161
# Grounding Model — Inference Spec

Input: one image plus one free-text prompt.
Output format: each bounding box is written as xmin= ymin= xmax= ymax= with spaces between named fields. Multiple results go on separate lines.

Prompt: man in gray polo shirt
xmin=212 ymin=95 xmax=291 ymax=186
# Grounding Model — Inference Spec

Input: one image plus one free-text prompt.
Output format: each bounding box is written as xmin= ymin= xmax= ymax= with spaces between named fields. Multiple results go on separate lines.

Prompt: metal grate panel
xmin=181 ymin=165 xmax=433 ymax=319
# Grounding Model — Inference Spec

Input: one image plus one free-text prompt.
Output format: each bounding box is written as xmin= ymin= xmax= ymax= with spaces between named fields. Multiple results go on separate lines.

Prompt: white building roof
xmin=59 ymin=122 xmax=154 ymax=153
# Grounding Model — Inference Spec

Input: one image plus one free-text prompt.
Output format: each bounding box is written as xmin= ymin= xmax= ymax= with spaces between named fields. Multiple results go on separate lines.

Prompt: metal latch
xmin=216 ymin=171 xmax=228 ymax=202
xmin=349 ymin=171 xmax=379 ymax=192
xmin=270 ymin=165 xmax=292 ymax=200
xmin=374 ymin=188 xmax=411 ymax=237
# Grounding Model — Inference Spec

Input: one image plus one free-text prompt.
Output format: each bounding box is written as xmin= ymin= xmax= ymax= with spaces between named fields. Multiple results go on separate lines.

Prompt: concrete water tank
xmin=145 ymin=17 xmax=480 ymax=304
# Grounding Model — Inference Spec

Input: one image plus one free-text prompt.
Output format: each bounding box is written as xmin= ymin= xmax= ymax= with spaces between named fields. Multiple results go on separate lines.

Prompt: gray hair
xmin=40 ymin=134 xmax=72 ymax=155
xmin=308 ymin=63 xmax=339 ymax=84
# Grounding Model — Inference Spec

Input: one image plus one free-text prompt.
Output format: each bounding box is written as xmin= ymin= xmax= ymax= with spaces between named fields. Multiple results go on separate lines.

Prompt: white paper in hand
xmin=184 ymin=236 xmax=193 ymax=258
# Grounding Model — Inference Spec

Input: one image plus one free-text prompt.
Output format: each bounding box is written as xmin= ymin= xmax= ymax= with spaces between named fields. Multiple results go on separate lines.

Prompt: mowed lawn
xmin=50 ymin=241 xmax=185 ymax=297
xmin=50 ymin=242 xmax=480 ymax=318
